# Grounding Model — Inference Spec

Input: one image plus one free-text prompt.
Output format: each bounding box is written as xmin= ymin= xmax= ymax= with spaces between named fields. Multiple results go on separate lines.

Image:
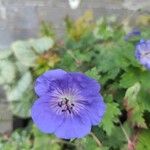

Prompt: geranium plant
xmin=0 ymin=12 xmax=150 ymax=150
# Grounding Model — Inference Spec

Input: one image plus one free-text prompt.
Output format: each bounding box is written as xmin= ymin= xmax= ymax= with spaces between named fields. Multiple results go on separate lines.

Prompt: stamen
xmin=71 ymin=103 xmax=74 ymax=106
xmin=58 ymin=101 xmax=63 ymax=107
xmin=64 ymin=98 xmax=69 ymax=104
xmin=58 ymin=97 xmax=75 ymax=114
xmin=68 ymin=109 xmax=71 ymax=114
xmin=64 ymin=98 xmax=69 ymax=101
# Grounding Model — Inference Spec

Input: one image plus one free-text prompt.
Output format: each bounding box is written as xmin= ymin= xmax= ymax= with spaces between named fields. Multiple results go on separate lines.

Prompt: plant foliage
xmin=0 ymin=12 xmax=150 ymax=149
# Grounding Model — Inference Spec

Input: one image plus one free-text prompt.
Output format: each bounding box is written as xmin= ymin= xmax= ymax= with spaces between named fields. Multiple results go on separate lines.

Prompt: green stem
xmin=90 ymin=132 xmax=102 ymax=148
xmin=119 ymin=122 xmax=130 ymax=143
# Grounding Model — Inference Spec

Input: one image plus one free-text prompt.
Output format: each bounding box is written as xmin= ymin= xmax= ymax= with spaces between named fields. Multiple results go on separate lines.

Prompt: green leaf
xmin=94 ymin=18 xmax=114 ymax=40
xmin=75 ymin=136 xmax=102 ymax=150
xmin=136 ymin=130 xmax=150 ymax=150
xmin=124 ymin=83 xmax=147 ymax=128
xmin=100 ymin=102 xmax=121 ymax=135
xmin=85 ymin=67 xmax=100 ymax=81
xmin=93 ymin=40 xmax=136 ymax=84
xmin=15 ymin=61 xmax=29 ymax=74
xmin=120 ymin=68 xmax=150 ymax=127
xmin=0 ymin=49 xmax=12 ymax=59
xmin=12 ymin=41 xmax=37 ymax=67
xmin=29 ymin=37 xmax=54 ymax=54
xmin=100 ymin=68 xmax=120 ymax=84
xmin=10 ymin=89 xmax=34 ymax=118
xmin=58 ymin=51 xmax=77 ymax=71
xmin=40 ymin=22 xmax=55 ymax=37
xmin=73 ymin=50 xmax=91 ymax=62
xmin=0 ymin=60 xmax=16 ymax=84
xmin=104 ymin=126 xmax=126 ymax=149
xmin=119 ymin=70 xmax=139 ymax=88
xmin=124 ymin=82 xmax=141 ymax=103
xmin=8 ymin=71 xmax=32 ymax=101
xmin=120 ymin=68 xmax=150 ymax=90
xmin=138 ymin=90 xmax=150 ymax=112
xmin=7 ymin=71 xmax=33 ymax=117
xmin=130 ymin=107 xmax=146 ymax=128
xmin=32 ymin=126 xmax=61 ymax=150
xmin=0 ymin=129 xmax=31 ymax=150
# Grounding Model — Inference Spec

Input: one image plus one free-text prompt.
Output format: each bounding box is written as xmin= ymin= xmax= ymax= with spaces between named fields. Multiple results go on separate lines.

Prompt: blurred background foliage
xmin=0 ymin=11 xmax=150 ymax=150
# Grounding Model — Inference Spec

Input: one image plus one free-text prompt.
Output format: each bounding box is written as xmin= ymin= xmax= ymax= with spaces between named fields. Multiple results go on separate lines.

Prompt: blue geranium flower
xmin=124 ymin=28 xmax=141 ymax=41
xmin=135 ymin=39 xmax=150 ymax=69
xmin=31 ymin=69 xmax=106 ymax=139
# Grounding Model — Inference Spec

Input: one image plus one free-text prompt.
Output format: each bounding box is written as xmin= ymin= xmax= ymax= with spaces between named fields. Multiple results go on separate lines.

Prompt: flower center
xmin=57 ymin=97 xmax=75 ymax=114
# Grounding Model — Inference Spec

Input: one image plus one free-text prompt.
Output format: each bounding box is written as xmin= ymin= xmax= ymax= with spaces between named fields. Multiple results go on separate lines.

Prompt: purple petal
xmin=125 ymin=28 xmax=141 ymax=41
xmin=67 ymin=72 xmax=101 ymax=104
xmin=86 ymin=95 xmax=106 ymax=125
xmin=68 ymin=72 xmax=100 ymax=92
xmin=135 ymin=39 xmax=150 ymax=69
xmin=31 ymin=95 xmax=64 ymax=133
xmin=34 ymin=69 xmax=66 ymax=97
xmin=54 ymin=112 xmax=91 ymax=139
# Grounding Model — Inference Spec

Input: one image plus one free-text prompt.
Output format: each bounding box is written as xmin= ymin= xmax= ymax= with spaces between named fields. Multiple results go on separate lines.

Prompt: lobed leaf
xmin=29 ymin=37 xmax=54 ymax=54
xmin=0 ymin=60 xmax=16 ymax=84
xmin=12 ymin=41 xmax=37 ymax=67
xmin=100 ymin=102 xmax=121 ymax=135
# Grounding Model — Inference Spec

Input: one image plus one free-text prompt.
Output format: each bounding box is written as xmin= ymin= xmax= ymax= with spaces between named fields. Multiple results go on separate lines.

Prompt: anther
xmin=71 ymin=103 xmax=74 ymax=106
xmin=64 ymin=98 xmax=69 ymax=104
xmin=68 ymin=109 xmax=71 ymax=114
xmin=64 ymin=98 xmax=68 ymax=101
xmin=59 ymin=97 xmax=74 ymax=114
xmin=58 ymin=101 xmax=63 ymax=107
